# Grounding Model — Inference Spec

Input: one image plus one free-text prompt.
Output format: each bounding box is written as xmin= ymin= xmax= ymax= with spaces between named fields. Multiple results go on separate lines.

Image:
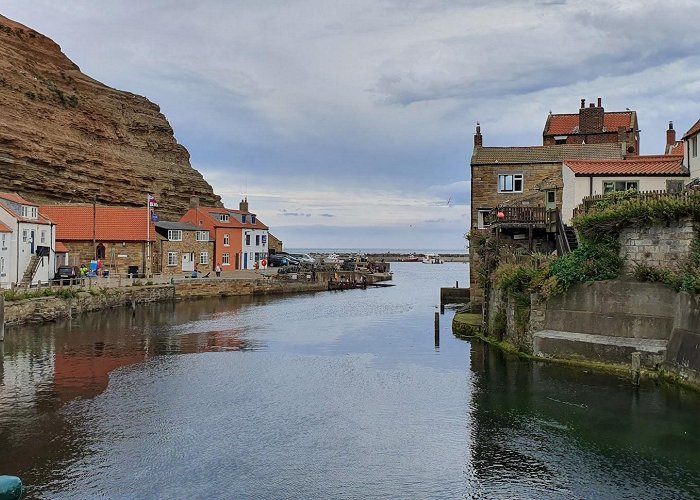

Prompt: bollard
xmin=0 ymin=476 xmax=22 ymax=500
xmin=455 ymin=281 xmax=459 ymax=288
xmin=631 ymin=352 xmax=641 ymax=386
xmin=434 ymin=310 xmax=440 ymax=346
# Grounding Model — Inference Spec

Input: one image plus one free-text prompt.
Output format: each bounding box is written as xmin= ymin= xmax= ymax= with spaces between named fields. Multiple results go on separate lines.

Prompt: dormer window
xmin=242 ymin=214 xmax=247 ymax=224
xmin=21 ymin=206 xmax=37 ymax=219
xmin=251 ymin=215 xmax=256 ymax=224
xmin=220 ymin=214 xmax=229 ymax=223
xmin=168 ymin=230 xmax=183 ymax=241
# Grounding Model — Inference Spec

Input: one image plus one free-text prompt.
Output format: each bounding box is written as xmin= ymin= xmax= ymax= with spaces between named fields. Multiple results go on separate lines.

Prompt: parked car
xmin=289 ymin=253 xmax=315 ymax=265
xmin=267 ymin=254 xmax=290 ymax=267
xmin=275 ymin=252 xmax=301 ymax=266
xmin=53 ymin=265 xmax=80 ymax=285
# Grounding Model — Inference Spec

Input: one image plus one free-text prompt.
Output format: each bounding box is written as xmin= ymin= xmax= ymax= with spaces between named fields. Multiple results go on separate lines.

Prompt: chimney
xmin=666 ymin=121 xmax=676 ymax=147
xmin=474 ymin=122 xmax=483 ymax=147
xmin=597 ymin=97 xmax=602 ymax=107
xmin=579 ymin=97 xmax=604 ymax=134
xmin=189 ymin=195 xmax=199 ymax=208
xmin=239 ymin=197 xmax=249 ymax=212
xmin=580 ymin=98 xmax=585 ymax=109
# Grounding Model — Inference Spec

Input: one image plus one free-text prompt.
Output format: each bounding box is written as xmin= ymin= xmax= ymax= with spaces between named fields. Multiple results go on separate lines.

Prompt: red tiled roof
xmin=0 ymin=221 xmax=11 ymax=233
xmin=191 ymin=206 xmax=269 ymax=230
xmin=0 ymin=192 xmax=37 ymax=206
xmin=40 ymin=206 xmax=156 ymax=241
xmin=545 ymin=112 xmax=634 ymax=135
xmin=683 ymin=118 xmax=700 ymax=140
xmin=229 ymin=209 xmax=269 ymax=230
xmin=55 ymin=241 xmax=69 ymax=253
xmin=564 ymin=156 xmax=687 ymax=176
xmin=667 ymin=141 xmax=684 ymax=156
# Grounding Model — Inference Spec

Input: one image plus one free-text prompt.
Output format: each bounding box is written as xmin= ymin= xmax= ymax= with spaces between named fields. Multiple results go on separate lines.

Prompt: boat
xmin=422 ymin=254 xmax=443 ymax=264
xmin=403 ymin=254 xmax=421 ymax=262
xmin=323 ymin=253 xmax=343 ymax=264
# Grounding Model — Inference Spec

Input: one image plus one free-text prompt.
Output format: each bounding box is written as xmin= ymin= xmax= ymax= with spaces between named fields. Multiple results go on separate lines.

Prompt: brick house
xmin=0 ymin=192 xmax=56 ymax=287
xmin=543 ymin=98 xmax=639 ymax=154
xmin=180 ymin=197 xmax=269 ymax=270
xmin=154 ymin=221 xmax=214 ymax=275
xmin=40 ymin=205 xmax=155 ymax=276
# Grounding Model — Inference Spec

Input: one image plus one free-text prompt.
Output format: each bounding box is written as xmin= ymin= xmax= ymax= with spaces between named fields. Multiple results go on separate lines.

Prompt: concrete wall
xmin=619 ymin=218 xmax=696 ymax=272
xmin=665 ymin=292 xmax=700 ymax=385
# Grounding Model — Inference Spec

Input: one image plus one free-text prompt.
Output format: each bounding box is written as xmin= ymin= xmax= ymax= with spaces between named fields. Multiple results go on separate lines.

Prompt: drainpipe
xmin=15 ymin=222 xmax=20 ymax=287
xmin=589 ymin=176 xmax=593 ymax=196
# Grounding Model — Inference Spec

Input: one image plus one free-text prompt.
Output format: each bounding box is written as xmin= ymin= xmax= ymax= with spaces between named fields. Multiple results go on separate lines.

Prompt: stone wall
xmin=665 ymin=292 xmax=700 ymax=385
xmin=4 ymin=285 xmax=175 ymax=324
xmin=619 ymin=218 xmax=696 ymax=272
xmin=154 ymin=232 xmax=214 ymax=275
xmin=63 ymin=240 xmax=147 ymax=274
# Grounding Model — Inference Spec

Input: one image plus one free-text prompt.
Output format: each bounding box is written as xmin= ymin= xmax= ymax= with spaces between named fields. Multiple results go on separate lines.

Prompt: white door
xmin=182 ymin=253 xmax=194 ymax=272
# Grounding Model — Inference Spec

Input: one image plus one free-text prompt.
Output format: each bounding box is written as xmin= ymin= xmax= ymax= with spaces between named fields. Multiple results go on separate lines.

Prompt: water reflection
xmin=467 ymin=341 xmax=700 ymax=498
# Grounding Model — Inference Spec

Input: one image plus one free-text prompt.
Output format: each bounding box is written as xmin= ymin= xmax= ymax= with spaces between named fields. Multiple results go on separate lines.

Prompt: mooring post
xmin=631 ymin=352 xmax=641 ymax=386
xmin=434 ymin=310 xmax=440 ymax=346
xmin=0 ymin=294 xmax=4 ymax=342
xmin=455 ymin=281 xmax=458 ymax=288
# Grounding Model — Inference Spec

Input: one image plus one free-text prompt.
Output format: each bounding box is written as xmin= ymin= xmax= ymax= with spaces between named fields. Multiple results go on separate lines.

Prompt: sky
xmin=4 ymin=1 xmax=700 ymax=250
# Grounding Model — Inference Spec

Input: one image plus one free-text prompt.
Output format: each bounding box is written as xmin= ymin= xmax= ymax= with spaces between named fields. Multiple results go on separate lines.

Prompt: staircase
xmin=20 ymin=254 xmax=42 ymax=287
xmin=564 ymin=225 xmax=579 ymax=251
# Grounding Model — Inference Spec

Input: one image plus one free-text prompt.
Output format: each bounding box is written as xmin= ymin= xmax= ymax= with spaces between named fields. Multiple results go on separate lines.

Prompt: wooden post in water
xmin=0 ymin=294 xmax=4 ymax=342
xmin=434 ymin=310 xmax=440 ymax=346
xmin=631 ymin=352 xmax=641 ymax=386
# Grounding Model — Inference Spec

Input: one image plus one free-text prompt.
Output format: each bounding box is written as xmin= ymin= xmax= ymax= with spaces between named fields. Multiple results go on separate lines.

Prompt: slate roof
xmin=0 ymin=192 xmax=37 ymax=206
xmin=155 ymin=221 xmax=200 ymax=231
xmin=472 ymin=143 xmax=622 ymax=165
xmin=40 ymin=206 xmax=156 ymax=241
xmin=683 ymin=118 xmax=700 ymax=140
xmin=564 ymin=156 xmax=687 ymax=176
xmin=544 ymin=111 xmax=635 ymax=135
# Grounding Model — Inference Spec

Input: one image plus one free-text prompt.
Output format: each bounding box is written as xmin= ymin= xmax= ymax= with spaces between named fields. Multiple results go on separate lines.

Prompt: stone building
xmin=153 ymin=221 xmax=214 ymax=275
xmin=40 ymin=205 xmax=155 ymax=276
xmin=543 ymin=98 xmax=639 ymax=154
xmin=268 ymin=233 xmax=283 ymax=254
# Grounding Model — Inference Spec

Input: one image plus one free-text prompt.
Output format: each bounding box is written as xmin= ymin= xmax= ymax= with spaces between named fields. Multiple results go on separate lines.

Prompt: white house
xmin=682 ymin=118 xmax=700 ymax=181
xmin=561 ymin=156 xmax=688 ymax=223
xmin=228 ymin=199 xmax=269 ymax=270
xmin=0 ymin=192 xmax=56 ymax=287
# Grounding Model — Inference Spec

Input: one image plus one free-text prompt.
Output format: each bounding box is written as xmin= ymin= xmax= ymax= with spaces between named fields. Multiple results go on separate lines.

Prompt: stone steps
xmin=533 ymin=329 xmax=667 ymax=368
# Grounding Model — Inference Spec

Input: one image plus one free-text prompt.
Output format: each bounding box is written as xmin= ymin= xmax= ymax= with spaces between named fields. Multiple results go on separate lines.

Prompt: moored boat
xmin=422 ymin=254 xmax=443 ymax=264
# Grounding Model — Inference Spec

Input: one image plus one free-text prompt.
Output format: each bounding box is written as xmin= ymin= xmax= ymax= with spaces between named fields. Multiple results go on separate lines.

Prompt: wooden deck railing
xmin=572 ymin=189 xmax=700 ymax=218
xmin=491 ymin=206 xmax=547 ymax=225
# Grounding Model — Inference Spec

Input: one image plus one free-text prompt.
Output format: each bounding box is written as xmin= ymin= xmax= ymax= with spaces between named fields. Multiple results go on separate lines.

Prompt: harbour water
xmin=1 ymin=263 xmax=699 ymax=498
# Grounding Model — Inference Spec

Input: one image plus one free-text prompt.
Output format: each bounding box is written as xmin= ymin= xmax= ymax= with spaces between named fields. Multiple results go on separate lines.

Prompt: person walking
xmin=192 ymin=263 xmax=199 ymax=279
xmin=215 ymin=263 xmax=221 ymax=278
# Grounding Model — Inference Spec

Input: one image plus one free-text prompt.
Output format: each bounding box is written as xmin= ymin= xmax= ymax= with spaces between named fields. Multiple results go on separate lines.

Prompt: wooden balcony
xmin=489 ymin=207 xmax=547 ymax=227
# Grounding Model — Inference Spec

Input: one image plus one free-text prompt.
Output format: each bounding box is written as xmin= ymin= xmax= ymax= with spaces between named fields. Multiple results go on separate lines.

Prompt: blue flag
xmin=151 ymin=211 xmax=159 ymax=222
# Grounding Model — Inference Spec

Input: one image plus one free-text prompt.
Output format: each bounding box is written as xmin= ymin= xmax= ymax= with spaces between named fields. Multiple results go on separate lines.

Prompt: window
xmin=220 ymin=214 xmax=229 ymax=223
xmin=1 ymin=233 xmax=5 ymax=248
xmin=167 ymin=230 xmax=182 ymax=241
xmin=167 ymin=252 xmax=177 ymax=266
xmin=40 ymin=230 xmax=46 ymax=244
xmin=222 ymin=253 xmax=230 ymax=265
xmin=196 ymin=231 xmax=209 ymax=241
xmin=245 ymin=234 xmax=251 ymax=245
xmin=22 ymin=230 xmax=27 ymax=243
xmin=223 ymin=234 xmax=230 ymax=246
xmin=693 ymin=136 xmax=698 ymax=158
xmin=200 ymin=252 xmax=208 ymax=265
xmin=21 ymin=206 xmax=37 ymax=219
xmin=242 ymin=214 xmax=247 ymax=224
xmin=96 ymin=243 xmax=106 ymax=259
xmin=477 ymin=209 xmax=492 ymax=229
xmin=251 ymin=215 xmax=256 ymax=224
xmin=255 ymin=252 xmax=260 ymax=262
xmin=261 ymin=235 xmax=267 ymax=245
xmin=603 ymin=180 xmax=638 ymax=194
xmin=498 ymin=174 xmax=523 ymax=193
xmin=554 ymin=136 xmax=567 ymax=145
xmin=0 ymin=256 xmax=4 ymax=275
xmin=255 ymin=235 xmax=260 ymax=246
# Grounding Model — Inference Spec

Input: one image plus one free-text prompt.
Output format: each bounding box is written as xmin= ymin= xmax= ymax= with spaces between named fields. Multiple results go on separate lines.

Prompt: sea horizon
xmin=286 ymin=247 xmax=468 ymax=255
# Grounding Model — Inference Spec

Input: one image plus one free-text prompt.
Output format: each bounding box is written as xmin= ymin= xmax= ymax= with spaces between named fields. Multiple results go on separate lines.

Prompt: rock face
xmin=0 ymin=15 xmax=221 ymax=219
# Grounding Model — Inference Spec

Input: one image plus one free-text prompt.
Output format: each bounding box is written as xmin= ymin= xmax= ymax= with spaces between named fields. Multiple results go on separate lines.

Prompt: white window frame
xmin=167 ymin=252 xmax=177 ymax=266
xmin=261 ymin=234 xmax=267 ymax=245
xmin=242 ymin=214 xmax=247 ymax=224
xmin=0 ymin=256 xmax=4 ymax=274
xmin=222 ymin=253 xmax=230 ymax=265
xmin=196 ymin=231 xmax=209 ymax=241
xmin=220 ymin=214 xmax=229 ymax=223
xmin=167 ymin=230 xmax=183 ymax=241
xmin=692 ymin=136 xmax=698 ymax=158
xmin=21 ymin=206 xmax=37 ymax=219
xmin=603 ymin=180 xmax=639 ymax=194
xmin=223 ymin=234 xmax=230 ymax=246
xmin=199 ymin=252 xmax=208 ymax=265
xmin=245 ymin=234 xmax=251 ymax=245
xmin=498 ymin=174 xmax=523 ymax=193
xmin=22 ymin=230 xmax=27 ymax=243
xmin=40 ymin=230 xmax=46 ymax=244
xmin=1 ymin=233 xmax=5 ymax=248
xmin=477 ymin=209 xmax=492 ymax=229
xmin=255 ymin=235 xmax=260 ymax=246
xmin=251 ymin=215 xmax=256 ymax=224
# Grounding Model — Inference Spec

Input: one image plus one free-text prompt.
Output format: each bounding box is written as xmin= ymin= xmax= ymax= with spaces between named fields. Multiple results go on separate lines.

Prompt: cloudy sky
xmin=4 ymin=1 xmax=699 ymax=250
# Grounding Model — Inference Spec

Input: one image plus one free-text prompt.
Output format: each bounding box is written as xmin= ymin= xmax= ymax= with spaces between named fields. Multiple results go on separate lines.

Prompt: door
xmin=545 ymin=190 xmax=556 ymax=211
xmin=182 ymin=253 xmax=194 ymax=272
xmin=243 ymin=252 xmax=248 ymax=269
xmin=30 ymin=230 xmax=35 ymax=254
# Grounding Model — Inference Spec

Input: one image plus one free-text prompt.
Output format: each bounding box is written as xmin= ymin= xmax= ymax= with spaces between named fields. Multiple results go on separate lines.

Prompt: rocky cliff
xmin=0 ymin=15 xmax=221 ymax=219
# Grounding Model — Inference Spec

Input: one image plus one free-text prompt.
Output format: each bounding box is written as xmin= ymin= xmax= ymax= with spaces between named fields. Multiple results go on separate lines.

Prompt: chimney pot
xmin=589 ymin=103 xmax=595 ymax=108
xmin=580 ymin=98 xmax=585 ymax=109
xmin=597 ymin=97 xmax=602 ymax=107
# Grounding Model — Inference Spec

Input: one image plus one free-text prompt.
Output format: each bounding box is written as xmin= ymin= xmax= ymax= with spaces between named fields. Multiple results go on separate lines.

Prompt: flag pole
xmin=146 ymin=193 xmax=150 ymax=277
